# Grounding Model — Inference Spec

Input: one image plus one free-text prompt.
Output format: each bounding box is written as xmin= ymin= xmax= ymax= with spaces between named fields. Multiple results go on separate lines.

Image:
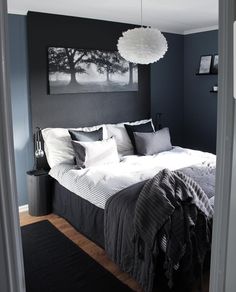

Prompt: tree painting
xmin=48 ymin=47 xmax=138 ymax=94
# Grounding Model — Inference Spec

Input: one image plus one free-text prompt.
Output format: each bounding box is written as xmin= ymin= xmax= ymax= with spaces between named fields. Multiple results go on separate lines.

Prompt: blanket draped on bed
xmin=104 ymin=165 xmax=214 ymax=292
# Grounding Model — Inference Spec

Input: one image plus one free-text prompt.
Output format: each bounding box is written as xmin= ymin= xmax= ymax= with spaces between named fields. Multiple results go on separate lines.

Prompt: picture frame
xmin=211 ymin=54 xmax=218 ymax=74
xmin=47 ymin=47 xmax=138 ymax=94
xmin=198 ymin=55 xmax=212 ymax=74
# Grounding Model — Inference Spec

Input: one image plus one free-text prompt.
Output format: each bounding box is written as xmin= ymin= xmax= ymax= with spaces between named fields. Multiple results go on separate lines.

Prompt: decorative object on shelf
xmin=198 ymin=55 xmax=212 ymax=74
xmin=34 ymin=127 xmax=44 ymax=170
xmin=211 ymin=54 xmax=218 ymax=74
xmin=155 ymin=112 xmax=163 ymax=130
xmin=117 ymin=0 xmax=168 ymax=65
xmin=210 ymin=85 xmax=218 ymax=93
xmin=48 ymin=47 xmax=138 ymax=94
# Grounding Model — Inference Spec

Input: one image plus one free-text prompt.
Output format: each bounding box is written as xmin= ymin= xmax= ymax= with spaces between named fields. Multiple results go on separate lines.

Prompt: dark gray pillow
xmin=71 ymin=141 xmax=86 ymax=169
xmin=133 ymin=127 xmax=172 ymax=155
xmin=124 ymin=121 xmax=154 ymax=154
xmin=68 ymin=127 xmax=103 ymax=142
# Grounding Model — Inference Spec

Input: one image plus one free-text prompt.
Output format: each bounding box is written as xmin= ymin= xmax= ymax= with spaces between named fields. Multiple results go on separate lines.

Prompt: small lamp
xmin=155 ymin=113 xmax=163 ymax=130
xmin=34 ymin=127 xmax=44 ymax=170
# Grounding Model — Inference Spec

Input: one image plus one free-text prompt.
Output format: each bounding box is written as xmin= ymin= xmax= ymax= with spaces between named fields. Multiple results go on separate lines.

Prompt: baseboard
xmin=19 ymin=204 xmax=29 ymax=213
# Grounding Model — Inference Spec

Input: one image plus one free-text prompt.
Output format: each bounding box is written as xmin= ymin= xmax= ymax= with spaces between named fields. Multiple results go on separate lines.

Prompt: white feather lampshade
xmin=117 ymin=27 xmax=168 ymax=65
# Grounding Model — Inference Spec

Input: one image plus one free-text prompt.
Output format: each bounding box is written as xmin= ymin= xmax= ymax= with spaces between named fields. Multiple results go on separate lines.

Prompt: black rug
xmin=21 ymin=220 xmax=133 ymax=292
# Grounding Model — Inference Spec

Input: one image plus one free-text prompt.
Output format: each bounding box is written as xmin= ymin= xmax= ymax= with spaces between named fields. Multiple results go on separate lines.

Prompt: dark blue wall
xmin=151 ymin=30 xmax=218 ymax=153
xmin=184 ymin=30 xmax=218 ymax=153
xmin=8 ymin=14 xmax=33 ymax=206
xmin=151 ymin=33 xmax=184 ymax=146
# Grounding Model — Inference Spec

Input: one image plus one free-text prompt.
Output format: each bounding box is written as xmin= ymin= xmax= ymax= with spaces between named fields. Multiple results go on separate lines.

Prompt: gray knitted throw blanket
xmin=134 ymin=168 xmax=213 ymax=289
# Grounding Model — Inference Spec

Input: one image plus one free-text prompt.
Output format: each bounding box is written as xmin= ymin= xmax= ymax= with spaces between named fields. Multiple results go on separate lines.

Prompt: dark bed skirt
xmin=52 ymin=179 xmax=105 ymax=247
xmin=51 ymin=179 xmax=210 ymax=291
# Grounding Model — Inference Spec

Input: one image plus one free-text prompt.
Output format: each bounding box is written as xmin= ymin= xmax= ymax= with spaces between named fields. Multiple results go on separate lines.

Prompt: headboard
xmin=28 ymin=12 xmax=151 ymax=169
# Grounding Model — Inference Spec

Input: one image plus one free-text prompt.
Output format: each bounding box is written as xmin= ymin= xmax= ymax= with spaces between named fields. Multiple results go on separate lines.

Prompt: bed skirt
xmin=52 ymin=179 xmax=105 ymax=247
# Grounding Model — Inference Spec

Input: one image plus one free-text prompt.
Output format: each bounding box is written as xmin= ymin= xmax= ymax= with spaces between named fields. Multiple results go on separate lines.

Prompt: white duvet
xmin=49 ymin=147 xmax=216 ymax=209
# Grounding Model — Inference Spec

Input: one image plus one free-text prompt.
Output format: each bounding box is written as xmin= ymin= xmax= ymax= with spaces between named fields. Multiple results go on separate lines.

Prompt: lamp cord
xmin=141 ymin=0 xmax=143 ymax=27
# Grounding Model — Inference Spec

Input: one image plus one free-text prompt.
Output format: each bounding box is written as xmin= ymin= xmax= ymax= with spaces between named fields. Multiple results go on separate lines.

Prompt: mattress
xmin=49 ymin=147 xmax=216 ymax=209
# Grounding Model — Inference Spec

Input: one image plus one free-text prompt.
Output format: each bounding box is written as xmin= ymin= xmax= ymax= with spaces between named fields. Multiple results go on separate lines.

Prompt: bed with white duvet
xmin=49 ymin=146 xmax=215 ymax=209
xmin=42 ymin=119 xmax=215 ymax=291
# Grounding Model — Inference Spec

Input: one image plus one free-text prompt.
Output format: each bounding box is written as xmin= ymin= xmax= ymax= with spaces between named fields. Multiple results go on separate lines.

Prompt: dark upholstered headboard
xmin=28 ymin=12 xmax=151 ymax=169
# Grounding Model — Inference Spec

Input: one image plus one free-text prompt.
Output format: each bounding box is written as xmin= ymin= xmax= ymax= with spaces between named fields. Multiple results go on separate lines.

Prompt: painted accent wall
xmin=184 ymin=30 xmax=218 ymax=153
xmin=8 ymin=14 xmax=33 ymax=206
xmin=28 ymin=12 xmax=150 ymax=131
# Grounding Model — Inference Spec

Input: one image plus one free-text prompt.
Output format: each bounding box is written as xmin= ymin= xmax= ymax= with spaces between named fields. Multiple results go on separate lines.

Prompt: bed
xmin=50 ymin=146 xmax=215 ymax=243
xmin=41 ymin=120 xmax=216 ymax=291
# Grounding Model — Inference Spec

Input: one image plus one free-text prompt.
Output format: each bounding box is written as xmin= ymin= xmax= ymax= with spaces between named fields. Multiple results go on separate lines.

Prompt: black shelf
xmin=196 ymin=73 xmax=218 ymax=76
xmin=210 ymin=90 xmax=218 ymax=93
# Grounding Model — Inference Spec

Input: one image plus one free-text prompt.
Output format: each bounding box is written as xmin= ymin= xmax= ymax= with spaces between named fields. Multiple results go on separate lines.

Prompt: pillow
xmin=42 ymin=125 xmax=107 ymax=168
xmin=105 ymin=119 xmax=154 ymax=156
xmin=124 ymin=121 xmax=154 ymax=153
xmin=72 ymin=137 xmax=120 ymax=169
xmin=68 ymin=127 xmax=103 ymax=142
xmin=134 ymin=127 xmax=172 ymax=155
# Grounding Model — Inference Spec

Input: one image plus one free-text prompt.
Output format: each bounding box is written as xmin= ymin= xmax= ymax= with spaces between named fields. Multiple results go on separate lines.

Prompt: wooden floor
xmin=20 ymin=212 xmax=209 ymax=292
xmin=20 ymin=212 xmax=143 ymax=292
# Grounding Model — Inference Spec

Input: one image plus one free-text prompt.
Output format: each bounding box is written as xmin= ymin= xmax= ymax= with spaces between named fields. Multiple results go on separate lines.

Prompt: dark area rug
xmin=21 ymin=220 xmax=133 ymax=292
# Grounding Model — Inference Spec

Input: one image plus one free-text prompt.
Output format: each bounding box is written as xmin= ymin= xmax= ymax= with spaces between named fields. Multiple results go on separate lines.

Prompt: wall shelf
xmin=196 ymin=73 xmax=218 ymax=76
xmin=210 ymin=90 xmax=218 ymax=93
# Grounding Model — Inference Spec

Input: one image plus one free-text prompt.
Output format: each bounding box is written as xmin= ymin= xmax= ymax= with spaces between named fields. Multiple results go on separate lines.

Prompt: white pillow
xmin=42 ymin=125 xmax=107 ymax=168
xmin=72 ymin=137 xmax=120 ymax=168
xmin=105 ymin=119 xmax=154 ymax=156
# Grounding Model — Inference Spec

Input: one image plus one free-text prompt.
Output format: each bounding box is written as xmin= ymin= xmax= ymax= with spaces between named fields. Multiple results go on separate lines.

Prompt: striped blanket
xmin=134 ymin=168 xmax=213 ymax=289
xmin=105 ymin=165 xmax=214 ymax=292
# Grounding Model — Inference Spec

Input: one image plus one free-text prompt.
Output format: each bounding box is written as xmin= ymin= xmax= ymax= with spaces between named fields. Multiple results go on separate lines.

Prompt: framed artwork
xmin=211 ymin=54 xmax=218 ymax=74
xmin=198 ymin=55 xmax=212 ymax=74
xmin=48 ymin=47 xmax=138 ymax=94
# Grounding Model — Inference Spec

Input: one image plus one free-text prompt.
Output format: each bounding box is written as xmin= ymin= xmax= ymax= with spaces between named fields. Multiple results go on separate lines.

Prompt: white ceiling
xmin=7 ymin=0 xmax=218 ymax=35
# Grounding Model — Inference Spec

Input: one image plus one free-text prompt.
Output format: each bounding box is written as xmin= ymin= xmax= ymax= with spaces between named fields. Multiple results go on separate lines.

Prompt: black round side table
xmin=26 ymin=170 xmax=52 ymax=216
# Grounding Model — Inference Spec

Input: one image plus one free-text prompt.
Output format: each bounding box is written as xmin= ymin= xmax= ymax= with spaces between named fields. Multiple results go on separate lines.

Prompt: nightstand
xmin=26 ymin=170 xmax=52 ymax=216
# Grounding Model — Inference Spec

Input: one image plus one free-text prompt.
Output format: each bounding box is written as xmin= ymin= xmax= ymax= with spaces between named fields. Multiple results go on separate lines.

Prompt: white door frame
xmin=210 ymin=0 xmax=236 ymax=291
xmin=0 ymin=0 xmax=26 ymax=291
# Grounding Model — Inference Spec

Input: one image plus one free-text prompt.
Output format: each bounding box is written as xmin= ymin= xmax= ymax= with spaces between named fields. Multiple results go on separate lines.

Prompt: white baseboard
xmin=19 ymin=204 xmax=29 ymax=213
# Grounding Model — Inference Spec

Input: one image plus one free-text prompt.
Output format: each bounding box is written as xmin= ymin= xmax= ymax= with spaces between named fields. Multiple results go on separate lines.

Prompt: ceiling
xmin=7 ymin=0 xmax=218 ymax=35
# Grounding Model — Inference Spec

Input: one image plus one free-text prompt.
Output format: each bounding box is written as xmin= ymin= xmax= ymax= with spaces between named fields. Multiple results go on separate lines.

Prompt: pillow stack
xmin=41 ymin=118 xmax=172 ymax=169
xmin=105 ymin=119 xmax=154 ymax=156
xmin=124 ymin=121 xmax=154 ymax=154
xmin=69 ymin=127 xmax=120 ymax=169
xmin=41 ymin=124 xmax=106 ymax=168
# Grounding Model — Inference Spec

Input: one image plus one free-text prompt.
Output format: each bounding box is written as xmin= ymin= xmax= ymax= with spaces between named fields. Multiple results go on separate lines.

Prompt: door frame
xmin=0 ymin=0 xmax=26 ymax=291
xmin=210 ymin=0 xmax=236 ymax=291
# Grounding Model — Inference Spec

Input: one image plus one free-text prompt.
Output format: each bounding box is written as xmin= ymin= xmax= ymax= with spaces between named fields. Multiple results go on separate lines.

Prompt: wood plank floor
xmin=20 ymin=212 xmax=143 ymax=292
xmin=20 ymin=212 xmax=209 ymax=292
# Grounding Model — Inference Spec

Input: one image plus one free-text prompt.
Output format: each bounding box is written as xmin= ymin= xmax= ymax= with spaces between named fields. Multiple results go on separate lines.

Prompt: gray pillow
xmin=68 ymin=127 xmax=103 ymax=142
xmin=71 ymin=141 xmax=86 ymax=169
xmin=134 ymin=127 xmax=172 ymax=155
